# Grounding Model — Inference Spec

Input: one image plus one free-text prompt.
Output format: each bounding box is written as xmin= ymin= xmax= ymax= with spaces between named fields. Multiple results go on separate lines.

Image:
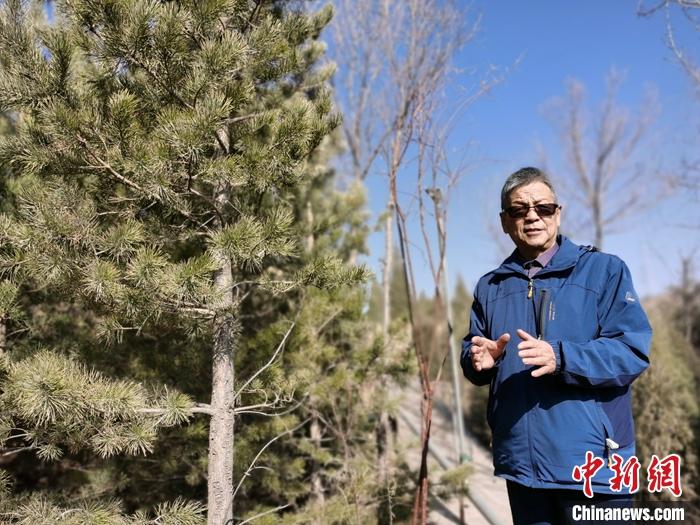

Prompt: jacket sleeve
xmin=460 ymin=282 xmax=497 ymax=386
xmin=551 ymin=258 xmax=651 ymax=388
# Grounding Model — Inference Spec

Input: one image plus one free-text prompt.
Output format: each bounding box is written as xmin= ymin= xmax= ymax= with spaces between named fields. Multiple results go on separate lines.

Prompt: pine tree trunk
xmin=0 ymin=319 xmax=5 ymax=355
xmin=208 ymin=176 xmax=236 ymax=525
xmin=208 ymin=257 xmax=236 ymax=525
xmin=306 ymin=201 xmax=315 ymax=253
xmin=305 ymin=201 xmax=325 ymax=515
xmin=310 ymin=413 xmax=325 ymax=509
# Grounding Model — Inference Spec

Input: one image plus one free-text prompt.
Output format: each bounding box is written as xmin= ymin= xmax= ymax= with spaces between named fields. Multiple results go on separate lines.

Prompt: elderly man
xmin=461 ymin=167 xmax=651 ymax=524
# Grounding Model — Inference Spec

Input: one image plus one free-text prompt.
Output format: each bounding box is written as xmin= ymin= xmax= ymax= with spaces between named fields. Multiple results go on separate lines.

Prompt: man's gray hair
xmin=500 ymin=167 xmax=557 ymax=210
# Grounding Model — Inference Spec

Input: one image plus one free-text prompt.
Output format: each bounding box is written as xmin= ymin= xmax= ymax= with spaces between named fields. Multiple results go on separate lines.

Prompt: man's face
xmin=500 ymin=181 xmax=561 ymax=260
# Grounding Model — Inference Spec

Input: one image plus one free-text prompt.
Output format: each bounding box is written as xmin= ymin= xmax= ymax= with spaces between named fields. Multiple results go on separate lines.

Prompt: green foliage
xmin=2 ymin=493 xmax=205 ymax=524
xmin=210 ymin=208 xmax=297 ymax=272
xmin=0 ymin=0 xmax=391 ymax=521
xmin=0 ymin=469 xmax=13 ymax=497
xmin=435 ymin=462 xmax=472 ymax=498
xmin=0 ymin=280 xmax=20 ymax=319
xmin=0 ymin=349 xmax=196 ymax=462
xmin=152 ymin=498 xmax=206 ymax=525
xmin=634 ymin=303 xmax=699 ymax=501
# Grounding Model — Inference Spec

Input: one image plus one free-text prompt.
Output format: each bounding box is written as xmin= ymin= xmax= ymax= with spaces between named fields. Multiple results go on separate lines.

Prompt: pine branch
xmin=76 ymin=134 xmax=211 ymax=230
xmin=222 ymin=112 xmax=267 ymax=126
xmin=77 ymin=135 xmax=144 ymax=193
xmin=137 ymin=403 xmax=214 ymax=417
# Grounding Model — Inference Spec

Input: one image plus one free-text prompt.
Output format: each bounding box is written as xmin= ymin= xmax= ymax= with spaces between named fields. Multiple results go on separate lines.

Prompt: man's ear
xmin=500 ymin=212 xmax=508 ymax=234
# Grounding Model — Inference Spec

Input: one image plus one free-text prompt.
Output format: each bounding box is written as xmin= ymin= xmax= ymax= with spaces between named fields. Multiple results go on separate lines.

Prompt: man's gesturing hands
xmin=470 ymin=329 xmax=557 ymax=377
xmin=470 ymin=333 xmax=509 ymax=371
xmin=516 ymin=329 xmax=556 ymax=377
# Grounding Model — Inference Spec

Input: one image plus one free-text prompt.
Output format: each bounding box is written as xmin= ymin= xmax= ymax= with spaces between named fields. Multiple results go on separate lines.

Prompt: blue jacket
xmin=461 ymin=236 xmax=651 ymax=492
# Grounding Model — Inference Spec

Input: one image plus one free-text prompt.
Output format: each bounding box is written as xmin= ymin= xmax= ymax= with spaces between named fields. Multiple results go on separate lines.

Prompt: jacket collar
xmin=493 ymin=235 xmax=585 ymax=276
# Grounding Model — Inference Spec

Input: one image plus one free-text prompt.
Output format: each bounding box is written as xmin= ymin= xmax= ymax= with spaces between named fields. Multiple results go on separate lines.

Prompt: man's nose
xmin=524 ymin=206 xmax=539 ymax=220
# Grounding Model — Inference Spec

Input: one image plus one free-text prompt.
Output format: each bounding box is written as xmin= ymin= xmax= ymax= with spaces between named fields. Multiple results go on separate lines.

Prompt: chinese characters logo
xmin=572 ymin=452 xmax=682 ymax=498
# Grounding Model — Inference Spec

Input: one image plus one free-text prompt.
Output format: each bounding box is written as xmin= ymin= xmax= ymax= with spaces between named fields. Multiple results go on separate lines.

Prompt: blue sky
xmin=338 ymin=1 xmax=700 ymax=301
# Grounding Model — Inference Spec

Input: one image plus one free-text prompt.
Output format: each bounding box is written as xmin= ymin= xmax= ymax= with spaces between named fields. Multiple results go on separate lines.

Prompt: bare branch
xmin=234 ymin=396 xmax=305 ymax=417
xmin=235 ymin=504 xmax=291 ymax=525
xmin=230 ymin=417 xmax=310 ymax=504
xmin=0 ymin=446 xmax=34 ymax=457
xmin=234 ymin=322 xmax=295 ymax=401
xmin=665 ymin=5 xmax=700 ymax=88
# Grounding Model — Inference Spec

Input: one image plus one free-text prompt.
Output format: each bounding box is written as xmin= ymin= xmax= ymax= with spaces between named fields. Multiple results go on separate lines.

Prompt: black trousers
xmin=506 ymin=480 xmax=633 ymax=525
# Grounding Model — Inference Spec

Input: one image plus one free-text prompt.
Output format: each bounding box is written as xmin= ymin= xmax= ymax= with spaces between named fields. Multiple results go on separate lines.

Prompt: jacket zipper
xmin=526 ymin=281 xmax=553 ymax=482
xmin=525 ymin=276 xmax=537 ymax=482
xmin=532 ymin=273 xmax=615 ymax=467
xmin=537 ymin=289 xmax=550 ymax=340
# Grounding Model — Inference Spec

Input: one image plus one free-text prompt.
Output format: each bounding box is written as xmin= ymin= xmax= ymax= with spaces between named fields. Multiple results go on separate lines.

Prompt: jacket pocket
xmin=486 ymin=364 xmax=502 ymax=430
xmin=530 ymin=395 xmax=607 ymax=473
xmin=595 ymin=402 xmax=614 ymax=441
xmin=595 ymin=401 xmax=620 ymax=463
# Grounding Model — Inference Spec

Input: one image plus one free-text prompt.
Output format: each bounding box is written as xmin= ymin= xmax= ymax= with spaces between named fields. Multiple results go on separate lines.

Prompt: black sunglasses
xmin=502 ymin=203 xmax=561 ymax=219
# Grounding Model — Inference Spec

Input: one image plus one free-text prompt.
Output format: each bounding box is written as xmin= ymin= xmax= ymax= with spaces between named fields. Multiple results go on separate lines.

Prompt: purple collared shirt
xmin=521 ymin=241 xmax=559 ymax=278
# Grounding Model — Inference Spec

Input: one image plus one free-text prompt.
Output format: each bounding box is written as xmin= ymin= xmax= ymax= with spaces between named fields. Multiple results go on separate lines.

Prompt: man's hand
xmin=517 ymin=329 xmax=556 ymax=377
xmin=471 ymin=333 xmax=510 ymax=371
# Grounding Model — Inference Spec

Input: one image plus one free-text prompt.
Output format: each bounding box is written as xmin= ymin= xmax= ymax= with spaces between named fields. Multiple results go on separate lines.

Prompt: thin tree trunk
xmin=306 ymin=201 xmax=315 ymax=253
xmin=310 ymin=414 xmax=325 ymax=508
xmin=681 ymin=257 xmax=694 ymax=343
xmin=306 ymin=201 xmax=325 ymax=513
xmin=592 ymin=194 xmax=603 ymax=250
xmin=382 ymin=204 xmax=394 ymax=341
xmin=377 ymin=199 xmax=395 ymax=523
xmin=208 ymin=256 xmax=236 ymax=525
xmin=0 ymin=319 xmax=5 ymax=356
xmin=411 ymin=388 xmax=432 ymax=525
xmin=208 ymin=317 xmax=235 ymax=525
xmin=393 ymin=185 xmax=432 ymax=525
xmin=208 ymin=169 xmax=237 ymax=524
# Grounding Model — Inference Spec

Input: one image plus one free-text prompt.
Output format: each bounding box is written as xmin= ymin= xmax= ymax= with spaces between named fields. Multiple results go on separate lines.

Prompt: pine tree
xmin=0 ymin=0 xmax=367 ymax=522
xmin=221 ymin=134 xmax=414 ymax=523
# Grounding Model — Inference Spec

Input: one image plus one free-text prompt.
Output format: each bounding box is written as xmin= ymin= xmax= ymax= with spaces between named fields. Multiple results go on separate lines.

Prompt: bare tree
xmin=406 ymin=91 xmax=481 ymax=524
xmin=638 ymin=0 xmax=700 ymax=90
xmin=540 ymin=70 xmax=664 ymax=250
xmin=331 ymin=0 xmax=497 ymax=522
xmin=332 ymin=0 xmax=390 ymax=184
xmin=637 ymin=1 xmax=700 ymax=188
